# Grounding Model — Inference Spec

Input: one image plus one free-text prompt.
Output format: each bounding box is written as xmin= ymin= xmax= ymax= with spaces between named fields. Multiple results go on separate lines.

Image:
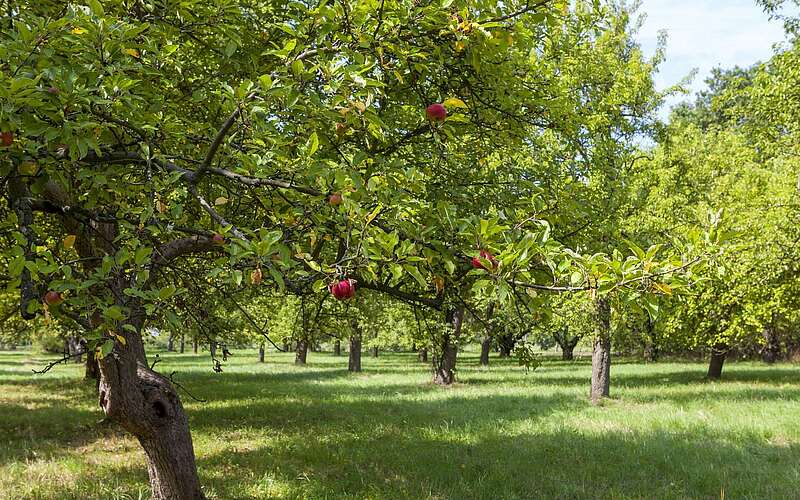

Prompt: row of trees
xmin=3 ymin=0 xmax=797 ymax=498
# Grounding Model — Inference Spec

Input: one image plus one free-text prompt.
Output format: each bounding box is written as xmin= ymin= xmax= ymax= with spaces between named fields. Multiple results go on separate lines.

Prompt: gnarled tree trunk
xmin=295 ymin=339 xmax=308 ymax=365
xmin=432 ymin=307 xmax=464 ymax=385
xmin=97 ymin=329 xmax=203 ymax=499
xmin=554 ymin=331 xmax=580 ymax=361
xmin=707 ymin=344 xmax=728 ymax=379
xmin=590 ymin=296 xmax=611 ymax=405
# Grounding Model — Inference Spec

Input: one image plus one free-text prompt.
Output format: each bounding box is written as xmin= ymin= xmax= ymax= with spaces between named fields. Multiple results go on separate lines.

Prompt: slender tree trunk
xmin=349 ymin=335 xmax=362 ymax=372
xmin=209 ymin=343 xmax=216 ymax=358
xmin=167 ymin=334 xmax=174 ymax=352
xmin=479 ymin=337 xmax=492 ymax=366
xmin=258 ymin=343 xmax=265 ymax=363
xmin=433 ymin=307 xmax=464 ymax=385
xmin=179 ymin=334 xmax=185 ymax=354
xmin=418 ymin=347 xmax=428 ymax=362
xmin=192 ymin=338 xmax=198 ymax=354
xmin=295 ymin=339 xmax=308 ymax=365
xmin=590 ymin=297 xmax=611 ymax=404
xmin=762 ymin=326 xmax=780 ymax=364
xmin=66 ymin=336 xmax=83 ymax=363
xmin=333 ymin=340 xmax=341 ymax=356
xmin=371 ymin=346 xmax=379 ymax=357
xmin=479 ymin=303 xmax=495 ymax=367
xmin=707 ymin=345 xmax=728 ymax=379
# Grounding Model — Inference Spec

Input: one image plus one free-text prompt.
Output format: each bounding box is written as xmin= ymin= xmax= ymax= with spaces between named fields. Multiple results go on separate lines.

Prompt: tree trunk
xmin=179 ymin=335 xmax=185 ymax=354
xmin=333 ymin=340 xmax=341 ymax=356
xmin=371 ymin=346 xmax=379 ymax=357
xmin=479 ymin=336 xmax=492 ymax=366
xmin=707 ymin=345 xmax=727 ymax=379
xmin=167 ymin=334 xmax=174 ymax=352
xmin=209 ymin=343 xmax=216 ymax=358
xmin=498 ymin=333 xmax=515 ymax=357
xmin=295 ymin=339 xmax=308 ymax=365
xmin=258 ymin=343 xmax=265 ymax=363
xmin=66 ymin=336 xmax=83 ymax=363
xmin=348 ymin=335 xmax=362 ymax=372
xmin=590 ymin=297 xmax=611 ymax=405
xmin=85 ymin=352 xmax=100 ymax=381
xmin=561 ymin=341 xmax=577 ymax=361
xmin=418 ymin=347 xmax=428 ymax=362
xmin=432 ymin=307 xmax=464 ymax=385
xmin=479 ymin=303 xmax=495 ymax=367
xmin=192 ymin=338 xmax=198 ymax=354
xmin=97 ymin=331 xmax=203 ymax=500
xmin=762 ymin=326 xmax=780 ymax=364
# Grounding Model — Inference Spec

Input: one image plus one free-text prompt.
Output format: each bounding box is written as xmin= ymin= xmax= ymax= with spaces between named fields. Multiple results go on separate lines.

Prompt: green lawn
xmin=0 ymin=349 xmax=798 ymax=499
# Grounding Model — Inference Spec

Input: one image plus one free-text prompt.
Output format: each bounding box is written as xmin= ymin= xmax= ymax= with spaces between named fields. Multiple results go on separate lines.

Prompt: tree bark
xmin=295 ymin=339 xmax=308 ymax=365
xmin=432 ymin=307 xmax=464 ymax=385
xmin=561 ymin=341 xmax=577 ymax=361
xmin=192 ymin=338 xmax=198 ymax=354
xmin=371 ymin=346 xmax=379 ymax=358
xmin=209 ymin=343 xmax=216 ymax=358
xmin=348 ymin=335 xmax=362 ymax=372
xmin=333 ymin=340 xmax=341 ymax=356
xmin=167 ymin=334 xmax=174 ymax=352
xmin=590 ymin=297 xmax=611 ymax=404
xmin=707 ymin=345 xmax=727 ymax=379
xmin=418 ymin=347 xmax=428 ymax=362
xmin=179 ymin=335 xmax=185 ymax=354
xmin=258 ymin=343 xmax=265 ymax=363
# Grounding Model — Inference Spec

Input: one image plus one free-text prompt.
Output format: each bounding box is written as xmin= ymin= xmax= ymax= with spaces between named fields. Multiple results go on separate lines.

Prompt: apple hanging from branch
xmin=426 ymin=103 xmax=447 ymax=122
xmin=471 ymin=250 xmax=498 ymax=270
xmin=329 ymin=278 xmax=356 ymax=300
xmin=44 ymin=291 xmax=64 ymax=306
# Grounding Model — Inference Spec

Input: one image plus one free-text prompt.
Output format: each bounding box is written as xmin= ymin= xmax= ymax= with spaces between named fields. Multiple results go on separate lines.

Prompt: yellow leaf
xmin=124 ymin=48 xmax=140 ymax=58
xmin=443 ymin=97 xmax=468 ymax=109
xmin=156 ymin=200 xmax=167 ymax=213
xmin=115 ymin=334 xmax=127 ymax=346
xmin=71 ymin=27 xmax=87 ymax=35
xmin=455 ymin=40 xmax=466 ymax=52
xmin=654 ymin=283 xmax=673 ymax=295
xmin=214 ymin=197 xmax=228 ymax=206
xmin=353 ymin=101 xmax=366 ymax=113
xmin=63 ymin=234 xmax=77 ymax=249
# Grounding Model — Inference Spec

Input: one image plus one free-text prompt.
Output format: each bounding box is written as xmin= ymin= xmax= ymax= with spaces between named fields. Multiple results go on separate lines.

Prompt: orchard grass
xmin=0 ymin=349 xmax=798 ymax=499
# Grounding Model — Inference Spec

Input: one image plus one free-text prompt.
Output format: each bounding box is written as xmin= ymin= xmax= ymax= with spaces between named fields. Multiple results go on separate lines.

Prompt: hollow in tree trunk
xmin=349 ymin=335 xmax=362 ymax=372
xmin=433 ymin=307 xmax=464 ymax=385
xmin=707 ymin=344 xmax=728 ymax=379
xmin=590 ymin=297 xmax=611 ymax=405
xmin=295 ymin=339 xmax=308 ymax=365
xmin=418 ymin=347 xmax=428 ymax=363
xmin=333 ymin=340 xmax=341 ymax=356
xmin=258 ymin=343 xmax=265 ymax=363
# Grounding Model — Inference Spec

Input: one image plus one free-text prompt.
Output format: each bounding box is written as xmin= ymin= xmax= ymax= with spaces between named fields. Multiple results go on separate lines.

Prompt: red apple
xmin=471 ymin=250 xmax=498 ymax=270
xmin=0 ymin=131 xmax=13 ymax=147
xmin=328 ymin=192 xmax=343 ymax=205
xmin=44 ymin=291 xmax=63 ymax=306
xmin=426 ymin=103 xmax=447 ymax=122
xmin=211 ymin=233 xmax=225 ymax=245
xmin=329 ymin=278 xmax=356 ymax=300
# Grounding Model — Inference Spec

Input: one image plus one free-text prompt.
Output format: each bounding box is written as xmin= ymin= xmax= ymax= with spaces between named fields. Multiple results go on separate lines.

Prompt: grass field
xmin=0 ymin=349 xmax=799 ymax=499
